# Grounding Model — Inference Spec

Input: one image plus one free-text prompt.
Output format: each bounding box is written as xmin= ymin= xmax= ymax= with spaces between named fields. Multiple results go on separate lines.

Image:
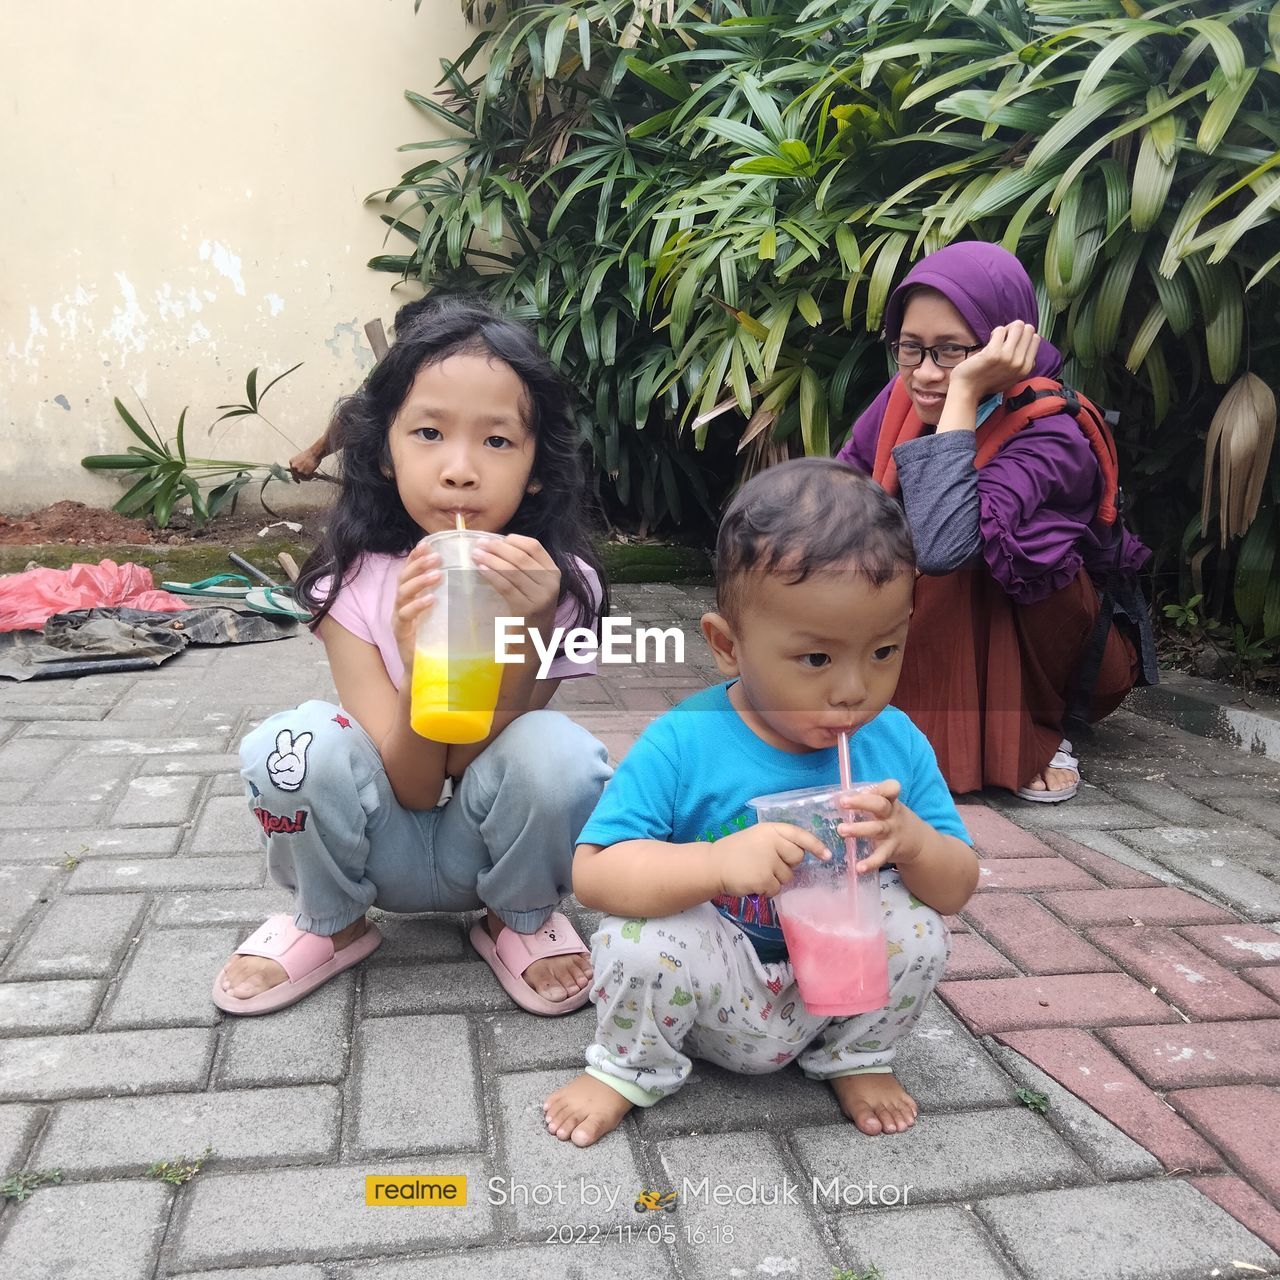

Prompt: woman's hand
xmin=391 ymin=543 xmax=443 ymax=672
xmin=948 ymin=320 xmax=1041 ymax=401
xmin=471 ymin=534 xmax=561 ymax=633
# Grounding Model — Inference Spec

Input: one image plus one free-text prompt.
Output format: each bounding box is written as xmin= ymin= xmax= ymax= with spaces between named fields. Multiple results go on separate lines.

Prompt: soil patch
xmin=0 ymin=501 xmax=324 ymax=547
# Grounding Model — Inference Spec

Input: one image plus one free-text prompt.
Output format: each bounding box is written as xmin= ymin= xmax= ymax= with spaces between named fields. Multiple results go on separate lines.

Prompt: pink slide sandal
xmin=211 ymin=914 xmax=382 ymax=1016
xmin=469 ymin=911 xmax=592 ymax=1017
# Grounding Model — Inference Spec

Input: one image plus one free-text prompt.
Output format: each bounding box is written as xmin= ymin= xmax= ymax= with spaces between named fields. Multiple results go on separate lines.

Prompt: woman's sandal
xmin=242 ymin=585 xmax=312 ymax=621
xmin=469 ymin=911 xmax=592 ymax=1017
xmin=159 ymin=573 xmax=253 ymax=599
xmin=211 ymin=914 xmax=382 ymax=1015
xmin=1015 ymin=739 xmax=1080 ymax=804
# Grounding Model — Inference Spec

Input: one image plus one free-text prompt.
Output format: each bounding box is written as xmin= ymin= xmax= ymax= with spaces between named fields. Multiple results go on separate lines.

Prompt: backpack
xmin=994 ymin=380 xmax=1160 ymax=735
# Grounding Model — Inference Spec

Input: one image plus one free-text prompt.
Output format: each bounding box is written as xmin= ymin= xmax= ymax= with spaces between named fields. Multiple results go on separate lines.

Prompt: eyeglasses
xmin=888 ymin=340 xmax=983 ymax=369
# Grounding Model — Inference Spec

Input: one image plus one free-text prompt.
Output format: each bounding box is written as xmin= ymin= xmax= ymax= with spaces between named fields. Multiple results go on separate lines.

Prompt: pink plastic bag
xmin=0 ymin=560 xmax=190 ymax=632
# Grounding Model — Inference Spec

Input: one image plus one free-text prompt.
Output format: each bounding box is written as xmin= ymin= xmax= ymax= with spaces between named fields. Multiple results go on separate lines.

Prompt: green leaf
xmin=1125 ymin=301 xmax=1168 ymax=372
xmin=758 ymin=227 xmax=777 ymax=260
xmin=865 ymin=232 xmax=910 ymax=333
xmin=1026 ymin=82 xmax=1136 ymax=173
xmin=1181 ymin=17 xmax=1248 ymax=86
xmin=835 ymin=224 xmax=860 ymax=274
xmin=80 ymin=453 xmax=154 ymax=471
xmin=114 ymin=397 xmax=167 ymax=456
xmin=1197 ymin=68 xmax=1258 ymax=154
xmin=626 ymin=56 xmax=690 ymax=103
xmin=1131 ymin=128 xmax=1176 ymax=232
xmin=175 ymin=407 xmax=187 ymax=463
xmin=114 ymin=472 xmax=169 ymax=516
xmin=1235 ymin=507 xmax=1276 ymax=629
xmin=1075 ymin=22 xmax=1171 ymax=104
xmin=799 ymin=364 xmax=828 ymax=457
xmin=738 ymin=72 xmax=785 ymax=143
xmin=796 ymin=289 xmax=822 ymax=327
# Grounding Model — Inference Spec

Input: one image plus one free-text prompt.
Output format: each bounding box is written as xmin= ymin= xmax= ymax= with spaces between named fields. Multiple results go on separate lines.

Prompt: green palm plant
xmin=375 ymin=0 xmax=1279 ymax=634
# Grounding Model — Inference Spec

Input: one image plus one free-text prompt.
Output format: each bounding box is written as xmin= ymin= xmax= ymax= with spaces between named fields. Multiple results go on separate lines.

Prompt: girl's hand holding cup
xmin=392 ymin=543 xmax=443 ymax=671
xmin=470 ymin=534 xmax=561 ymax=639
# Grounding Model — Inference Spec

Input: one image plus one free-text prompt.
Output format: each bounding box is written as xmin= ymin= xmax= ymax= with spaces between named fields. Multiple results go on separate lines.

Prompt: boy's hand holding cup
xmin=709 ymin=823 xmax=831 ymax=898
xmin=835 ymin=779 xmax=928 ymax=874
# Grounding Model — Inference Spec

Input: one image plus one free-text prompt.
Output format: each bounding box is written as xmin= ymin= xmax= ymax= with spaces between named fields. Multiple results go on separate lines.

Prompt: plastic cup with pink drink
xmin=747 ymin=783 xmax=890 ymax=1017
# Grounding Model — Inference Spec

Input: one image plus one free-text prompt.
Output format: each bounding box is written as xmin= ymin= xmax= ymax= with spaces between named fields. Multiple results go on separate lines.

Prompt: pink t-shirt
xmin=320 ymin=551 xmax=602 ymax=688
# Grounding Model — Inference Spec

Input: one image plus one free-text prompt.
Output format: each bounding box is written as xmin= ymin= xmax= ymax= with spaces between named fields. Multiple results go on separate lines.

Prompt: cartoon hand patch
xmin=266 ymin=729 xmax=312 ymax=792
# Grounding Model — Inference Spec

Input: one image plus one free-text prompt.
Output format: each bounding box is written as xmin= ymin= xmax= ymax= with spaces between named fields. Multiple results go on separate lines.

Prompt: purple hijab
xmin=835 ymin=240 xmax=1149 ymax=600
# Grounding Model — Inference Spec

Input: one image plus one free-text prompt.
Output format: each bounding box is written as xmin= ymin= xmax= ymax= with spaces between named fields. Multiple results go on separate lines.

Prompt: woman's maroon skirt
xmin=892 ymin=567 xmax=1138 ymax=794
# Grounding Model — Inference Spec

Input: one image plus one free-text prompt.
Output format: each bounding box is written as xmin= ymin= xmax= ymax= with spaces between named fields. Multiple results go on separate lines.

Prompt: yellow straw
xmin=455 ymin=513 xmax=466 ymax=531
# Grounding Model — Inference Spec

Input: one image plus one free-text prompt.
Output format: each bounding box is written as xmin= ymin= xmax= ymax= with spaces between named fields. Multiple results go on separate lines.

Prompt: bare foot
xmin=1022 ymin=762 xmax=1078 ymax=795
xmin=485 ymin=910 xmax=592 ymax=1004
xmin=219 ymin=916 xmax=369 ymax=1000
xmin=544 ymin=1073 xmax=633 ymax=1147
xmin=830 ymin=1072 xmax=918 ymax=1136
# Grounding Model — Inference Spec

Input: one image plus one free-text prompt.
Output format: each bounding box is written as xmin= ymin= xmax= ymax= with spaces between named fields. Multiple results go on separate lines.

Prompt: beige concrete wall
xmin=0 ymin=0 xmax=475 ymax=513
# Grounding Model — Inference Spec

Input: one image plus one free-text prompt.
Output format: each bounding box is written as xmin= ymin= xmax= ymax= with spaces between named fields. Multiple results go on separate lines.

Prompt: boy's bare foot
xmin=544 ymin=1073 xmax=634 ymax=1147
xmin=830 ymin=1072 xmax=918 ymax=1136
xmin=485 ymin=910 xmax=592 ymax=1005
xmin=219 ymin=915 xmax=369 ymax=1000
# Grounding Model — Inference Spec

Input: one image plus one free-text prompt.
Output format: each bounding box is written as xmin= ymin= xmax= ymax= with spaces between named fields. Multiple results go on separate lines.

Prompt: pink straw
xmin=838 ymin=730 xmax=858 ymax=868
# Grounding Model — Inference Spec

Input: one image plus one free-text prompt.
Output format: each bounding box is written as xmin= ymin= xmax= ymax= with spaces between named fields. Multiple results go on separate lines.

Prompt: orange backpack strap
xmin=974 ymin=378 xmax=1120 ymax=526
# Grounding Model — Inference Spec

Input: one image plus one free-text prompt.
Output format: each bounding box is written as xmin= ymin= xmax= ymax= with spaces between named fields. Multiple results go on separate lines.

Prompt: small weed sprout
xmin=146 ymin=1146 xmax=213 ymax=1186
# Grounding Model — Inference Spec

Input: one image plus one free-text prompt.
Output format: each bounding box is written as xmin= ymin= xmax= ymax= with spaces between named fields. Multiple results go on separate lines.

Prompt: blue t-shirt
xmin=577 ymin=682 xmax=971 ymax=962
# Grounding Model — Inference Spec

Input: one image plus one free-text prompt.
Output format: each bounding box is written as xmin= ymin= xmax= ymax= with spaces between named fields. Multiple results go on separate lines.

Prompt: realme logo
xmin=365 ymin=1175 xmax=466 ymax=1206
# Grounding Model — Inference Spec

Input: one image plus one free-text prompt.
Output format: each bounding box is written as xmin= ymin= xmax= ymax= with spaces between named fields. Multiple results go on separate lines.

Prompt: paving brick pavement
xmin=0 ymin=584 xmax=1277 ymax=1278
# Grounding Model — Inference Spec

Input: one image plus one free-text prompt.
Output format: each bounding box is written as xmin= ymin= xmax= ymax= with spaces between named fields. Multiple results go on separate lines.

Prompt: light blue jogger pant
xmin=240 ymin=701 xmax=612 ymax=936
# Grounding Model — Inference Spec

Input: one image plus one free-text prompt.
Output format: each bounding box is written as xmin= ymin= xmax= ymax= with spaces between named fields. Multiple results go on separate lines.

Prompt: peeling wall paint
xmin=198 ymin=240 xmax=247 ymax=296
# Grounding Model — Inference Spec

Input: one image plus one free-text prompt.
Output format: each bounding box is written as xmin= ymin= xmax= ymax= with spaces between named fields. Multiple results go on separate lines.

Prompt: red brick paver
xmin=1086 ymin=926 xmax=1280 ymax=1020
xmin=1101 ymin=1020 xmax=1280 ymax=1089
xmin=1039 ymin=887 xmax=1236 ymax=928
xmin=1242 ymin=966 xmax=1280 ymax=1003
xmin=943 ymin=930 xmax=1018 ymax=980
xmin=939 ymin=972 xmax=1177 ymax=1034
xmin=975 ymin=857 xmax=1100 ymax=892
xmin=997 ymin=1027 xmax=1223 ymax=1172
xmin=956 ymin=804 xmax=1056 ymax=857
xmin=1169 ymin=1086 xmax=1280 ymax=1202
xmin=962 ymin=895 xmax=1116 ymax=975
xmin=1039 ymin=831 xmax=1166 ymax=888
xmin=1177 ymin=923 xmax=1280 ymax=968
xmin=1188 ymin=1175 xmax=1280 ymax=1253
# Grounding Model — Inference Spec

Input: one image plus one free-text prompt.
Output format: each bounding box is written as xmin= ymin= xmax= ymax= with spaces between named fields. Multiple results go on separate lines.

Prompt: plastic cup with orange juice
xmin=409 ymin=527 xmax=507 ymax=744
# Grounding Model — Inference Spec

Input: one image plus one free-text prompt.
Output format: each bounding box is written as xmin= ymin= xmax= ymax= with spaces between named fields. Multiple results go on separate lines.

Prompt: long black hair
xmin=297 ymin=298 xmax=608 ymax=631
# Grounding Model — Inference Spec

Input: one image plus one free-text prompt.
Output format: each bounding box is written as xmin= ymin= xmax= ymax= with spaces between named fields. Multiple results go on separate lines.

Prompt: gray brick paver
xmin=0 ymin=1179 xmax=173 ymax=1280
xmin=33 ymin=1084 xmax=340 ymax=1174
xmin=832 ymin=1204 xmax=1018 ymax=1280
xmin=170 ymin=1159 xmax=494 ymax=1270
xmin=352 ymin=1014 xmax=482 ymax=1153
xmin=793 ymin=1108 xmax=1091 ymax=1206
xmin=0 ymin=826 xmax=183 ymax=862
xmin=66 ymin=856 xmax=264 ymax=893
xmin=0 ymin=1103 xmax=44 ymax=1176
xmin=111 ymin=773 xmax=202 ymax=826
xmin=976 ymin=1179 xmax=1279 ymax=1279
xmin=101 ymin=925 xmax=240 ymax=1029
xmin=0 ymin=1027 xmax=214 ymax=1100
xmin=215 ymin=971 xmax=354 ymax=1087
xmin=2 ymin=893 xmax=144 ymax=979
xmin=188 ymin=793 xmax=263 ymax=855
xmin=0 ymin=979 xmax=104 ymax=1033
xmin=494 ymin=1070 xmax=644 ymax=1236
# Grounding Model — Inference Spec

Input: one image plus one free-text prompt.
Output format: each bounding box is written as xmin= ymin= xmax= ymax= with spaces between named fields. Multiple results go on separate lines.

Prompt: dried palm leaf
xmin=1202 ymin=372 xmax=1277 ymax=545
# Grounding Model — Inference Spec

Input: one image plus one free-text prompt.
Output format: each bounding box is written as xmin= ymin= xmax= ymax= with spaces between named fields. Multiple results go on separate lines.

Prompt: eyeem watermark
xmin=495 ymin=616 xmax=686 ymax=680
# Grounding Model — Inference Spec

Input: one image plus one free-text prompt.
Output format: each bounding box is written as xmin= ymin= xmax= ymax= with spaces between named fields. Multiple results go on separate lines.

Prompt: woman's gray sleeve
xmin=893 ymin=432 xmax=982 ymax=574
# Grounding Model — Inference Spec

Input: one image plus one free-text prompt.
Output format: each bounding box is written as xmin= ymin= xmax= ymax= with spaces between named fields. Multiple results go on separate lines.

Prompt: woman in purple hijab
xmin=836 ymin=241 xmax=1151 ymax=801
